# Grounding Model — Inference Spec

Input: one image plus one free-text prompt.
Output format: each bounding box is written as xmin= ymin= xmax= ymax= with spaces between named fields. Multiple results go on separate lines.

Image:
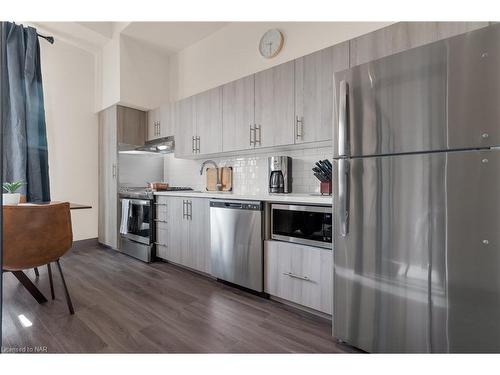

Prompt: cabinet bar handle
xmin=196 ymin=136 xmax=200 ymax=154
xmin=154 ymin=219 xmax=168 ymax=223
xmin=255 ymin=125 xmax=261 ymax=146
xmin=249 ymin=125 xmax=255 ymax=146
xmin=154 ymin=242 xmax=168 ymax=247
xmin=283 ymin=271 xmax=311 ymax=282
xmin=296 ymin=116 xmax=303 ymax=140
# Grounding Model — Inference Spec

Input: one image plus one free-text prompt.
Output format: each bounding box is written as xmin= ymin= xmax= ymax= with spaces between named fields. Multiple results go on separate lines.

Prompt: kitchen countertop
xmin=153 ymin=191 xmax=332 ymax=205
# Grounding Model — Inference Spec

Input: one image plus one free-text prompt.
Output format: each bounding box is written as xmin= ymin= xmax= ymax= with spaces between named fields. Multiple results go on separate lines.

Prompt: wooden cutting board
xmin=206 ymin=167 xmax=232 ymax=191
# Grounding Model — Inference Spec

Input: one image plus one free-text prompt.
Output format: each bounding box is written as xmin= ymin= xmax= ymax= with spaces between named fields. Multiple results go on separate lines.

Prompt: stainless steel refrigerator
xmin=332 ymin=25 xmax=500 ymax=353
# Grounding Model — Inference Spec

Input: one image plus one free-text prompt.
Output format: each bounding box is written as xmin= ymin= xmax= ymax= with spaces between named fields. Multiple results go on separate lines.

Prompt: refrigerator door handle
xmin=338 ymin=80 xmax=349 ymax=157
xmin=338 ymin=158 xmax=350 ymax=237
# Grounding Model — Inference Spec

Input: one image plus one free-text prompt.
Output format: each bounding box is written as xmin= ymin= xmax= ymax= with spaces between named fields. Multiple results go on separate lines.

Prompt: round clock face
xmin=259 ymin=29 xmax=284 ymax=58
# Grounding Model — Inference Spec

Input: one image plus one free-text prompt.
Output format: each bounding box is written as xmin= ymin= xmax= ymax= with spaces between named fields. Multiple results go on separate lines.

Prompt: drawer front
xmin=265 ymin=240 xmax=332 ymax=314
xmin=156 ymin=206 xmax=168 ymax=223
xmin=156 ymin=196 xmax=170 ymax=205
xmin=156 ymin=226 xmax=168 ymax=247
xmin=156 ymin=244 xmax=168 ymax=259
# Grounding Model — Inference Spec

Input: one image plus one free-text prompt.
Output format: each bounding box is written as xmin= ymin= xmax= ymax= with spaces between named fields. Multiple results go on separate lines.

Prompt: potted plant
xmin=3 ymin=180 xmax=25 ymax=205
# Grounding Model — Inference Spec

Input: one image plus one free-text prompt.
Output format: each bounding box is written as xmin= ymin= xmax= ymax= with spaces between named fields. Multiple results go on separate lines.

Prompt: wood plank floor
xmin=1 ymin=244 xmax=356 ymax=353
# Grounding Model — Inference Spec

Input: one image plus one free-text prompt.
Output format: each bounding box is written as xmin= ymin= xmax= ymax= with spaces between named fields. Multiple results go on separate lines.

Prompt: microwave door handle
xmin=338 ymin=80 xmax=349 ymax=157
xmin=338 ymin=159 xmax=350 ymax=237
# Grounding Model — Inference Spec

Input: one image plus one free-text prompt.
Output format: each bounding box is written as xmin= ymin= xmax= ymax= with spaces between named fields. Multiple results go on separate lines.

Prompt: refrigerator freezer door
xmin=333 ymin=25 xmax=500 ymax=158
xmin=333 ymin=149 xmax=500 ymax=353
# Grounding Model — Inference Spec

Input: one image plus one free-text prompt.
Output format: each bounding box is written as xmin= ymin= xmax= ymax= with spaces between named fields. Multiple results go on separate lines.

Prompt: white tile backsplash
xmin=163 ymin=147 xmax=332 ymax=194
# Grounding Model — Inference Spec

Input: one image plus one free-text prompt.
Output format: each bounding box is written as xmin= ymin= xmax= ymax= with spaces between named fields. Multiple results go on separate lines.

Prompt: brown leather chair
xmin=3 ymin=202 xmax=75 ymax=314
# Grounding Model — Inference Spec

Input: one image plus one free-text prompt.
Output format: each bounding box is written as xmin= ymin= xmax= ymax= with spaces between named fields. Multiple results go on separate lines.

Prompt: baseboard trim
xmin=269 ymin=295 xmax=332 ymax=321
xmin=71 ymin=237 xmax=99 ymax=250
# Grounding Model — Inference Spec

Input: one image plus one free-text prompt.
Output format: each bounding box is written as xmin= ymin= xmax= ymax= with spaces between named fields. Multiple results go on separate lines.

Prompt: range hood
xmin=119 ymin=136 xmax=175 ymax=155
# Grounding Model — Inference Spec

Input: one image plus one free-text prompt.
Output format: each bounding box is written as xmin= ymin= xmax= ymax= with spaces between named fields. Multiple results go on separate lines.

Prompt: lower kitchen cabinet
xmin=265 ymin=240 xmax=332 ymax=315
xmin=155 ymin=196 xmax=211 ymax=274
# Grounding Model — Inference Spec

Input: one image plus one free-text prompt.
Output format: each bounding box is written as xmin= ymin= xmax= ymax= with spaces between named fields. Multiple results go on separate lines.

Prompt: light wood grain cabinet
xmin=175 ymin=88 xmax=222 ymax=157
xmin=160 ymin=102 xmax=175 ymax=137
xmin=254 ymin=61 xmax=295 ymax=148
xmin=195 ymin=87 xmax=223 ymax=155
xmin=174 ymin=97 xmax=196 ymax=157
xmin=155 ymin=196 xmax=211 ymax=274
xmin=294 ymin=42 xmax=349 ymax=144
xmin=222 ymin=75 xmax=255 ymax=152
xmin=117 ymin=105 xmax=146 ymax=146
xmin=147 ymin=107 xmax=161 ymax=141
xmin=349 ymin=22 xmax=489 ymax=67
xmin=265 ymin=240 xmax=332 ymax=315
xmin=98 ymin=106 xmax=118 ymax=249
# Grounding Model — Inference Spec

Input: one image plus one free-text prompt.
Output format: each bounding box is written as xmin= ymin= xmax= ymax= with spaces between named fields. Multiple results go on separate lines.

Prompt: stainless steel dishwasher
xmin=210 ymin=200 xmax=263 ymax=292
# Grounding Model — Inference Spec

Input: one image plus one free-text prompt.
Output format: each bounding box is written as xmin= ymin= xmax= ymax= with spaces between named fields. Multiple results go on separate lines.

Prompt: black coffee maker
xmin=268 ymin=156 xmax=292 ymax=194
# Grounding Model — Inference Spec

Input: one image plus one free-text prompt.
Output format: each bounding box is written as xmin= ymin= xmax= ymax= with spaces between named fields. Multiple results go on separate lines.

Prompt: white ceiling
xmin=119 ymin=22 xmax=229 ymax=55
xmin=34 ymin=22 xmax=229 ymax=55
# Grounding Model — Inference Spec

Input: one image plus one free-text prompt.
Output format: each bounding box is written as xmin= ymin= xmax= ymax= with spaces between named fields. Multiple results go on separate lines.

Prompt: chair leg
xmin=56 ymin=259 xmax=74 ymax=315
xmin=34 ymin=267 xmax=39 ymax=277
xmin=47 ymin=263 xmax=55 ymax=300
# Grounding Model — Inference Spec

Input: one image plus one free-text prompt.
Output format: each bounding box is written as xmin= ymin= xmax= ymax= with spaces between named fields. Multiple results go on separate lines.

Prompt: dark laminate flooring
xmin=2 ymin=244 xmax=355 ymax=353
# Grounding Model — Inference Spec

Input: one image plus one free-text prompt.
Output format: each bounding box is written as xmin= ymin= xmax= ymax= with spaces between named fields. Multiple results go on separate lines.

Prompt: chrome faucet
xmin=200 ymin=160 xmax=222 ymax=191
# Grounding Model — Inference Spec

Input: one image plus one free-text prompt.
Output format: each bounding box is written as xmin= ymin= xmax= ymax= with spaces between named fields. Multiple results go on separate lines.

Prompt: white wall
xmin=96 ymin=34 xmax=170 ymax=111
xmin=41 ymin=39 xmax=98 ymax=241
xmin=119 ymin=35 xmax=170 ymax=110
xmin=170 ymin=22 xmax=393 ymax=100
xmin=97 ymin=35 xmax=121 ymax=111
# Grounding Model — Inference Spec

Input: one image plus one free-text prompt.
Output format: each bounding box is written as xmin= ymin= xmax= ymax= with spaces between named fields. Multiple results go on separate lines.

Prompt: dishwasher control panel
xmin=210 ymin=200 xmax=262 ymax=211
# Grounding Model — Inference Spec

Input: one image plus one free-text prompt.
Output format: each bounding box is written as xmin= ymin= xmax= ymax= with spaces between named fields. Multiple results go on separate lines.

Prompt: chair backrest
xmin=3 ymin=202 xmax=73 ymax=271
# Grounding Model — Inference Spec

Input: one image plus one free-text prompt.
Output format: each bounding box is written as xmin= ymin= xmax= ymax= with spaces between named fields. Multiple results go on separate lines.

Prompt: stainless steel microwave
xmin=271 ymin=204 xmax=332 ymax=249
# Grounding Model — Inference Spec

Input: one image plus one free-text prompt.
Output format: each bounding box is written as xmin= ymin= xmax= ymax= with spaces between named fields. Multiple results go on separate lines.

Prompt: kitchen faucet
xmin=200 ymin=160 xmax=222 ymax=191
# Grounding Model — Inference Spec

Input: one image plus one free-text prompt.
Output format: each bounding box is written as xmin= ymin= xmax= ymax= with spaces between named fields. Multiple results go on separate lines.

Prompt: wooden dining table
xmin=7 ymin=202 xmax=92 ymax=304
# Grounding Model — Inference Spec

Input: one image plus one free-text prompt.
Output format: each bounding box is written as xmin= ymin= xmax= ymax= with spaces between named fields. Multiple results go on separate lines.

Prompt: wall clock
xmin=259 ymin=29 xmax=284 ymax=59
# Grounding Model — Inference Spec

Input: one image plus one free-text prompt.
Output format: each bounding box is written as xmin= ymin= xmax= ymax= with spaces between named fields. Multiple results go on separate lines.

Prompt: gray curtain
xmin=1 ymin=22 xmax=50 ymax=202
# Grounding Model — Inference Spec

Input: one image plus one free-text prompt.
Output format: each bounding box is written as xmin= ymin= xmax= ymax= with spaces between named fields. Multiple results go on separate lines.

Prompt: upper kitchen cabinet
xmin=294 ymin=42 xmax=349 ymax=144
xmin=117 ymin=105 xmax=147 ymax=146
xmin=350 ymin=22 xmax=489 ymax=67
xmin=254 ymin=61 xmax=295 ymax=148
xmin=222 ymin=75 xmax=255 ymax=152
xmin=160 ymin=102 xmax=175 ymax=137
xmin=194 ymin=87 xmax=223 ymax=155
xmin=174 ymin=96 xmax=195 ymax=158
xmin=147 ymin=107 xmax=161 ymax=141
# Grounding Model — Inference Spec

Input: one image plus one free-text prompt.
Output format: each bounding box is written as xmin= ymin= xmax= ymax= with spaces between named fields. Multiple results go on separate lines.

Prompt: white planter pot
xmin=3 ymin=193 xmax=21 ymax=205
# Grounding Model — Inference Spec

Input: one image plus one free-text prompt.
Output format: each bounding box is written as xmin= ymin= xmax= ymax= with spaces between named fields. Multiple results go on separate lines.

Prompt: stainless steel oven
xmin=119 ymin=197 xmax=154 ymax=262
xmin=271 ymin=204 xmax=332 ymax=249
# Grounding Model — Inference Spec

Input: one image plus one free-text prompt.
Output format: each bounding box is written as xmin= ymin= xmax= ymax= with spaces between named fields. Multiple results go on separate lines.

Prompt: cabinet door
xmin=195 ymin=87 xmax=222 ymax=155
xmin=174 ymin=97 xmax=195 ymax=157
xmin=184 ymin=198 xmax=211 ymax=274
xmin=98 ymin=106 xmax=118 ymax=249
xmin=147 ymin=107 xmax=161 ymax=141
xmin=254 ymin=61 xmax=295 ymax=148
xmin=222 ymin=75 xmax=255 ymax=152
xmin=295 ymin=43 xmax=349 ymax=143
xmin=349 ymin=22 xmax=489 ymax=67
xmin=117 ymin=106 xmax=146 ymax=146
xmin=160 ymin=102 xmax=175 ymax=137
xmin=165 ymin=197 xmax=187 ymax=265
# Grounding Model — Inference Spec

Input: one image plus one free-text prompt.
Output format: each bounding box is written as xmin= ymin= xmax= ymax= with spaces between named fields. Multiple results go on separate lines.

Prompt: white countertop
xmin=154 ymin=191 xmax=332 ymax=205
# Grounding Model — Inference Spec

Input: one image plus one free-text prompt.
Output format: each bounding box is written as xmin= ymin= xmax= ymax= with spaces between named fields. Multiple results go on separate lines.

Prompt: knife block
xmin=320 ymin=180 xmax=332 ymax=196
